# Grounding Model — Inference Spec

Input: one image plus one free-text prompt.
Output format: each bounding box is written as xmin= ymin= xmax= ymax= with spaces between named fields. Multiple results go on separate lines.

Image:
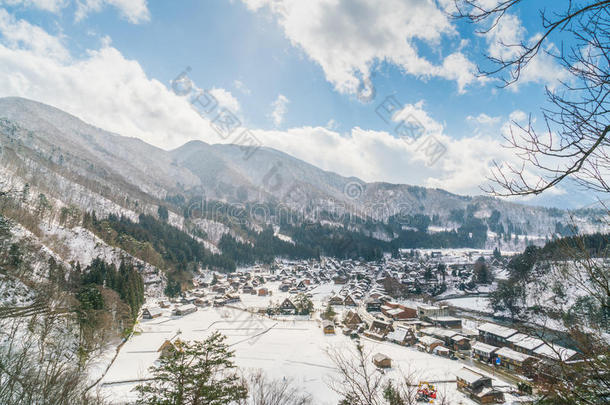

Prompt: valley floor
xmin=95 ymin=283 xmax=515 ymax=405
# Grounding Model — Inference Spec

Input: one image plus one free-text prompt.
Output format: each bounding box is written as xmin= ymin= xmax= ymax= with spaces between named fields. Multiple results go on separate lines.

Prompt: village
xmin=99 ymin=249 xmax=578 ymax=404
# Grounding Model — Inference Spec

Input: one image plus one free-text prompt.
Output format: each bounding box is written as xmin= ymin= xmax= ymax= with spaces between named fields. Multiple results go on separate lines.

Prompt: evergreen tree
xmin=158 ymin=205 xmax=169 ymax=222
xmin=135 ymin=332 xmax=247 ymax=405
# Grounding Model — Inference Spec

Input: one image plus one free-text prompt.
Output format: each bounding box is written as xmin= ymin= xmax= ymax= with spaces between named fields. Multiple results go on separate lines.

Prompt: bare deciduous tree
xmin=452 ymin=2 xmax=610 ymax=403
xmin=239 ymin=369 xmax=312 ymax=405
xmin=453 ymin=0 xmax=610 ymax=197
xmin=326 ymin=343 xmax=425 ymax=405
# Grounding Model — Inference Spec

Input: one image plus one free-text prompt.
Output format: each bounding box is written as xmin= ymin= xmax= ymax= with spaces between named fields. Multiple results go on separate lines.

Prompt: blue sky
xmin=0 ymin=0 xmax=596 ymax=208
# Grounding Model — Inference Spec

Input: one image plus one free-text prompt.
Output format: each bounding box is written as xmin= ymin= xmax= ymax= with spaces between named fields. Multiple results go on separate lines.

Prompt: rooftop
xmin=472 ymin=341 xmax=499 ymax=354
xmin=478 ymin=322 xmax=518 ymax=338
xmin=507 ymin=333 xmax=545 ymax=351
xmin=496 ymin=346 xmax=532 ymax=363
xmin=533 ymin=343 xmax=578 ymax=361
xmin=455 ymin=367 xmax=488 ymax=384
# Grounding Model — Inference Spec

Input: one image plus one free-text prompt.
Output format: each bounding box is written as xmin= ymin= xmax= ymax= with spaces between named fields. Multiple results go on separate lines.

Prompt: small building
xmin=401 ymin=320 xmax=430 ymax=330
xmin=472 ymin=341 xmax=499 ymax=363
xmin=329 ymin=295 xmax=344 ymax=305
xmin=381 ymin=305 xmax=417 ymax=321
xmin=279 ymin=298 xmax=297 ymax=315
xmin=333 ymin=276 xmax=348 ymax=284
xmin=174 ymin=304 xmax=197 ymax=316
xmin=158 ymin=339 xmax=181 ymax=359
xmin=386 ymin=326 xmax=416 ymax=346
xmin=225 ymin=293 xmax=241 ymax=304
xmin=477 ymin=322 xmax=518 ymax=347
xmin=417 ymin=304 xmax=448 ymax=320
xmin=429 ymin=316 xmax=462 ymax=329
xmin=181 ymin=296 xmax=197 ymax=305
xmin=194 ymin=298 xmax=210 ymax=307
xmin=495 ymin=347 xmax=537 ymax=375
xmin=420 ymin=327 xmax=459 ymax=346
xmin=433 ymin=345 xmax=451 ymax=357
xmin=364 ymin=319 xmax=392 ymax=340
xmin=417 ymin=335 xmax=444 ymax=353
xmin=533 ymin=343 xmax=579 ymax=362
xmin=343 ymin=295 xmax=357 ymax=306
xmin=343 ymin=310 xmax=364 ymax=329
xmin=372 ymin=353 xmax=391 ymax=369
xmin=456 ymin=367 xmax=504 ymax=404
xmin=142 ymin=307 xmax=163 ymax=319
xmin=258 ymin=287 xmax=269 ymax=296
xmin=365 ymin=298 xmax=382 ymax=312
xmin=508 ymin=333 xmax=545 ymax=356
xmin=451 ymin=334 xmax=471 ymax=351
xmin=322 ymin=320 xmax=335 ymax=334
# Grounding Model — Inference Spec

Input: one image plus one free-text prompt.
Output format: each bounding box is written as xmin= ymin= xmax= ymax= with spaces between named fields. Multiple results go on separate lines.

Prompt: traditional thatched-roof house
xmin=322 ymin=320 xmax=335 ymax=335
xmin=142 ymin=307 xmax=163 ymax=319
xmin=279 ymin=298 xmax=297 ymax=315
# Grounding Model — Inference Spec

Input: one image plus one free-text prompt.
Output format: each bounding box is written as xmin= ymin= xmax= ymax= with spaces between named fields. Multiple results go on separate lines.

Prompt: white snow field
xmin=97 ymin=284 xmax=496 ymax=404
xmin=442 ymin=296 xmax=493 ymax=314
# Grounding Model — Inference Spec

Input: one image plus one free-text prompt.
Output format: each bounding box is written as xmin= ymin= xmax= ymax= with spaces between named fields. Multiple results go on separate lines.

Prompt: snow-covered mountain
xmin=0 ymin=96 xmax=605 ymax=254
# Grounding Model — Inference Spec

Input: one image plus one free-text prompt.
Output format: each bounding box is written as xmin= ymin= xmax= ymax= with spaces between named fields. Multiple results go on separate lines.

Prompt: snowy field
xmin=442 ymin=296 xmax=493 ymax=314
xmin=97 ymin=284 xmax=488 ymax=404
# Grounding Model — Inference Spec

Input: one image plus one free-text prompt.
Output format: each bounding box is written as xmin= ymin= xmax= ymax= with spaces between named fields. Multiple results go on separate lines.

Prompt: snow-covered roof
xmin=477 ymin=322 xmax=518 ymax=338
xmin=507 ymin=333 xmax=545 ymax=351
xmin=145 ymin=307 xmax=163 ymax=316
xmin=533 ymin=343 xmax=578 ymax=361
xmin=455 ymin=367 xmax=487 ymax=384
xmin=386 ymin=327 xmax=409 ymax=342
xmin=496 ymin=347 xmax=532 ymax=363
xmin=417 ymin=303 xmax=440 ymax=310
xmin=373 ymin=353 xmax=390 ymax=362
xmin=421 ymin=327 xmax=458 ymax=339
xmin=472 ymin=341 xmax=499 ymax=355
xmin=419 ymin=335 xmax=443 ymax=346
xmin=429 ymin=316 xmax=461 ymax=322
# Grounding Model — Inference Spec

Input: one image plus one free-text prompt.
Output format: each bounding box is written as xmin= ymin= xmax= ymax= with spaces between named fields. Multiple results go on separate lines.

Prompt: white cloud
xmin=1 ymin=0 xmax=66 ymax=13
xmin=0 ymin=10 xmax=563 ymax=199
xmin=326 ymin=118 xmax=338 ymax=130
xmin=467 ymin=113 xmax=501 ymax=125
xmin=233 ymin=79 xmax=250 ymax=95
xmin=270 ymin=94 xmax=289 ymax=127
xmin=240 ymin=0 xmax=480 ymax=95
xmin=75 ymin=0 xmax=150 ymax=24
xmin=0 ymin=11 xmax=216 ymax=149
xmin=209 ymin=87 xmax=240 ymax=112
xmin=247 ymin=101 xmax=509 ymax=195
xmin=1 ymin=0 xmax=150 ymax=23
xmin=0 ymin=8 xmax=68 ymax=61
xmin=486 ymin=14 xmax=567 ymax=89
xmin=508 ymin=109 xmax=527 ymax=122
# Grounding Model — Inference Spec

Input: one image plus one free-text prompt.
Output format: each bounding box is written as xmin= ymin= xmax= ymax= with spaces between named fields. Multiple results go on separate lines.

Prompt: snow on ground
xmin=98 ymin=283 xmax=489 ymax=404
xmin=99 ymin=309 xmax=479 ymax=405
xmin=442 ymin=296 xmax=493 ymax=314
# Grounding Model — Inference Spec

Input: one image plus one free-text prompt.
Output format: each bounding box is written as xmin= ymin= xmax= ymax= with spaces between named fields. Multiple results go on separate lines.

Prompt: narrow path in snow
xmin=228 ymin=322 xmax=278 ymax=347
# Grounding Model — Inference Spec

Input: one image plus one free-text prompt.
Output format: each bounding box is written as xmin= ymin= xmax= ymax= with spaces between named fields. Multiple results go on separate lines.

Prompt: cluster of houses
xmin=473 ymin=322 xmax=579 ymax=377
xmin=136 ymin=252 xmax=586 ymax=405
xmin=329 ymin=289 xmax=578 ymax=404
